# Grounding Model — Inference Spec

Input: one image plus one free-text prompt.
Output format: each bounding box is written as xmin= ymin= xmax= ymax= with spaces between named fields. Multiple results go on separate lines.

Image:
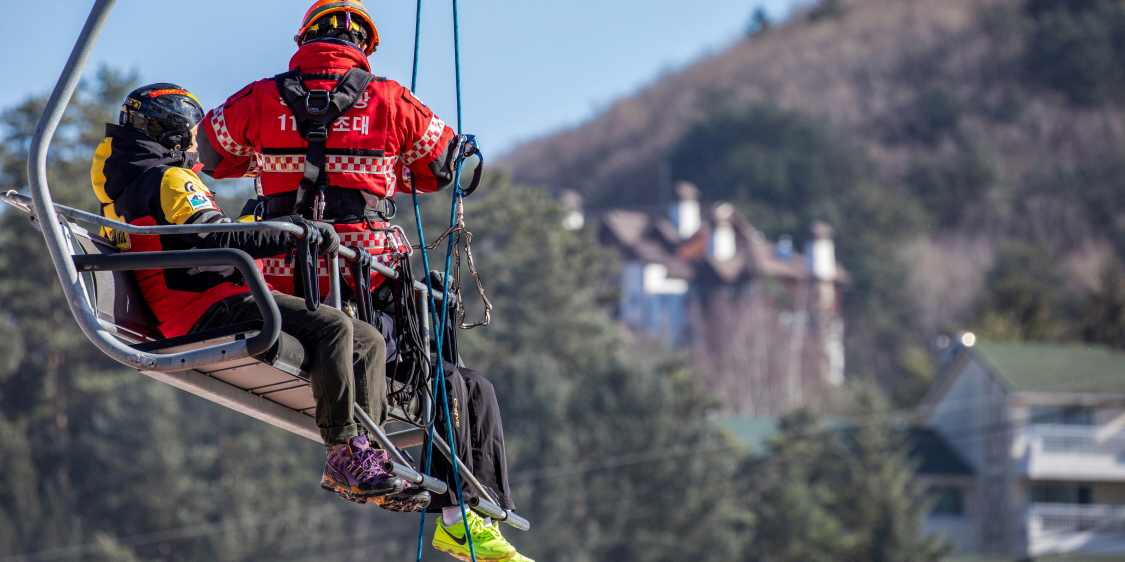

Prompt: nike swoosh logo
xmin=450 ymin=533 xmax=468 ymax=546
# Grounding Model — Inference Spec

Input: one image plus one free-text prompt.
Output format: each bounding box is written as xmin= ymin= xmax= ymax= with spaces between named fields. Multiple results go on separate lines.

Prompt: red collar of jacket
xmin=288 ymin=39 xmax=371 ymax=74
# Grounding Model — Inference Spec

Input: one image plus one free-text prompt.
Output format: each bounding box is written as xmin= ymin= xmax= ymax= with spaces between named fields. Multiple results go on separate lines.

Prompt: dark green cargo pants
xmin=191 ymin=291 xmax=387 ymax=445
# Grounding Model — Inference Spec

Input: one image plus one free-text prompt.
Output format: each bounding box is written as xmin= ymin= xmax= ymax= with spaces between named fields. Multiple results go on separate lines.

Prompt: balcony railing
xmin=1024 ymin=425 xmax=1125 ymax=481
xmin=1027 ymin=503 xmax=1125 ymax=555
xmin=1032 ymin=425 xmax=1125 ymax=454
xmin=1030 ymin=503 xmax=1125 ymax=533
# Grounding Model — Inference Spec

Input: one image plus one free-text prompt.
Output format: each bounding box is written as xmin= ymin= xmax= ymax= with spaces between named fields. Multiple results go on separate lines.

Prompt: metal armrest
xmin=72 ymin=249 xmax=282 ymax=363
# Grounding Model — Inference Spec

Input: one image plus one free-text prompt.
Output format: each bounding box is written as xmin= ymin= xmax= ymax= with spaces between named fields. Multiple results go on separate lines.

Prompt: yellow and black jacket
xmin=92 ymin=124 xmax=292 ymax=337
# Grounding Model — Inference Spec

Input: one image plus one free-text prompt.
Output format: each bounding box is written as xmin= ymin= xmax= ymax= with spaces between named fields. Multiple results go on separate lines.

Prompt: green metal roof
xmin=944 ymin=555 xmax=1125 ymax=562
xmin=973 ymin=341 xmax=1125 ymax=394
xmin=713 ymin=416 xmax=778 ymax=454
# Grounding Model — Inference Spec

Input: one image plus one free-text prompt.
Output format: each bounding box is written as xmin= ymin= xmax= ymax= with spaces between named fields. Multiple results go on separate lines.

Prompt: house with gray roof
xmin=920 ymin=340 xmax=1125 ymax=557
xmin=593 ymin=182 xmax=849 ymax=415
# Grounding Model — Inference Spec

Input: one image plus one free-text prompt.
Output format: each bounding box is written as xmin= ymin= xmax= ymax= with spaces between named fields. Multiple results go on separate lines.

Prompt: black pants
xmin=374 ymin=311 xmax=514 ymax=511
xmin=427 ymin=364 xmax=515 ymax=512
xmin=192 ymin=292 xmax=387 ymax=445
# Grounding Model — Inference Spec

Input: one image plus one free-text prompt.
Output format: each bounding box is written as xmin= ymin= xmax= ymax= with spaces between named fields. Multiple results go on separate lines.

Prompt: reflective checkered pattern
xmin=260 ymin=154 xmax=397 ymax=175
xmin=402 ymin=116 xmax=446 ymax=165
xmin=211 ymin=105 xmax=255 ymax=157
xmin=243 ymin=153 xmax=263 ymax=178
xmin=260 ymin=230 xmax=410 ymax=279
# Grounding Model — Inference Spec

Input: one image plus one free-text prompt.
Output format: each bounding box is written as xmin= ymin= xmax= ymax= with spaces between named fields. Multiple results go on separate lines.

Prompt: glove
xmin=309 ymin=221 xmax=340 ymax=255
xmin=271 ymin=214 xmax=314 ymax=244
xmin=428 ymin=270 xmax=451 ymax=292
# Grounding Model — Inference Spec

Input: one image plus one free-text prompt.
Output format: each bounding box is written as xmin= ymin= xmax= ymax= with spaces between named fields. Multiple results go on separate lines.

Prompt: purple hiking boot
xmin=321 ymin=435 xmax=403 ymax=501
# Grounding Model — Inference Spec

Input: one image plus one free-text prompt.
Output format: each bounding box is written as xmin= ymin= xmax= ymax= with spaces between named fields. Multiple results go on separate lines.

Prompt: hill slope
xmin=502 ymin=0 xmax=1125 ymax=386
xmin=504 ymin=0 xmax=1033 ymax=195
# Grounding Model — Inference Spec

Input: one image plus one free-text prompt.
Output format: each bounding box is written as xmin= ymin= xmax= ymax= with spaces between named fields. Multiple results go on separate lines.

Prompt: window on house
xmin=929 ymin=486 xmax=965 ymax=516
xmin=1029 ymin=405 xmax=1095 ymax=425
xmin=1030 ymin=483 xmax=1093 ymax=504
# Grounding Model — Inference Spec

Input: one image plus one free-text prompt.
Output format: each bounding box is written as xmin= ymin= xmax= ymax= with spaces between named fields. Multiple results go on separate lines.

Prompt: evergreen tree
xmin=1082 ymin=260 xmax=1125 ymax=348
xmin=808 ymin=0 xmax=848 ymax=22
xmin=974 ymin=242 xmax=1068 ymax=341
xmin=744 ymin=412 xmax=855 ymax=562
xmin=743 ymin=385 xmax=948 ymax=562
xmin=1022 ymin=0 xmax=1125 ymax=106
xmin=748 ymin=7 xmax=772 ymax=35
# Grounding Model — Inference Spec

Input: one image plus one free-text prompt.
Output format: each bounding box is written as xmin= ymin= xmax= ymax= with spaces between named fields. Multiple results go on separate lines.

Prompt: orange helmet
xmin=296 ymin=0 xmax=379 ymax=56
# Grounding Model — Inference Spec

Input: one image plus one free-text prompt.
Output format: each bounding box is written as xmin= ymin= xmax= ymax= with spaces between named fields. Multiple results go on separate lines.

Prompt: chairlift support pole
xmin=24 ymin=0 xmax=156 ymax=368
xmin=354 ymin=405 xmax=448 ymax=494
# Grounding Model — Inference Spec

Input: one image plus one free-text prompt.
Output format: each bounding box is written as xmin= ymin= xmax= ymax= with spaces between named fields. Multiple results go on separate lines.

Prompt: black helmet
xmin=119 ymin=83 xmax=204 ymax=150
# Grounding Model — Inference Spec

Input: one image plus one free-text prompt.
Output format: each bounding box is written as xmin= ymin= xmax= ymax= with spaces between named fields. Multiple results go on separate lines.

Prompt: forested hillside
xmin=503 ymin=0 xmax=1125 ymax=400
xmin=0 ymin=69 xmax=946 ymax=560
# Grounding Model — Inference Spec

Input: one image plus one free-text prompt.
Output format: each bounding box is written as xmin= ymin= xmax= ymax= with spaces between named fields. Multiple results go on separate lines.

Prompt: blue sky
xmin=0 ymin=0 xmax=805 ymax=156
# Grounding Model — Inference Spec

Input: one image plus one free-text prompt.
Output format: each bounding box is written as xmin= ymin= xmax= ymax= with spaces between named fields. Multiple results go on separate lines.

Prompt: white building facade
xmin=920 ymin=341 xmax=1125 ymax=556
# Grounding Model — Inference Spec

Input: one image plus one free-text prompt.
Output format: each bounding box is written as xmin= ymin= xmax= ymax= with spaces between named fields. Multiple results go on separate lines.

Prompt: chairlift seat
xmin=66 ymin=221 xmax=323 ymax=440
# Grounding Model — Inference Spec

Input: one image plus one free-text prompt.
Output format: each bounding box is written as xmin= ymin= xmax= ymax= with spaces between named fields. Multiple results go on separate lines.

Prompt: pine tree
xmin=1082 ymin=260 xmax=1125 ymax=348
xmin=743 ymin=386 xmax=949 ymax=562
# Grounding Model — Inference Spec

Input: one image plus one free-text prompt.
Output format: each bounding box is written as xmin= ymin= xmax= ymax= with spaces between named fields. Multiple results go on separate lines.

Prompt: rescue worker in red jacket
xmin=96 ymin=83 xmax=407 ymax=507
xmin=197 ymin=2 xmax=532 ymax=560
xmin=197 ymin=5 xmax=454 ymax=295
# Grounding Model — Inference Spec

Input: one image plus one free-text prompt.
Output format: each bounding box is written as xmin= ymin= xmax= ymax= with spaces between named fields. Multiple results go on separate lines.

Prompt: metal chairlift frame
xmin=7 ymin=0 xmax=528 ymax=531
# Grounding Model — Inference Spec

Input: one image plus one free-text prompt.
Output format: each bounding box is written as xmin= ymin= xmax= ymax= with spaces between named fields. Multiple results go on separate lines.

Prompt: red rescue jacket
xmin=201 ymin=39 xmax=458 ymax=294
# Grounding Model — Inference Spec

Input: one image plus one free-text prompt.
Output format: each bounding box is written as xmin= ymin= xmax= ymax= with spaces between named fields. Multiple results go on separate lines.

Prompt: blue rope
xmin=409 ymin=1 xmax=477 ymax=561
xmin=452 ymin=0 xmax=463 ymax=132
xmin=409 ymin=3 xmax=431 ymax=561
xmin=411 ymin=0 xmax=422 ymax=92
xmin=438 ymin=1 xmax=477 ymax=557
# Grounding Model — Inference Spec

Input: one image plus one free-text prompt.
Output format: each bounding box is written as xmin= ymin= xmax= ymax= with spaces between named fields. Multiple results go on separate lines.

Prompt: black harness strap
xmin=275 ymin=68 xmax=374 ymax=217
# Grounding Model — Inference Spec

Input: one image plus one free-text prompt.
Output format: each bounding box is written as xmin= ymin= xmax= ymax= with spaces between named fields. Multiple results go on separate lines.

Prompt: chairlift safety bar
xmin=0 ymin=190 xmax=443 ymax=301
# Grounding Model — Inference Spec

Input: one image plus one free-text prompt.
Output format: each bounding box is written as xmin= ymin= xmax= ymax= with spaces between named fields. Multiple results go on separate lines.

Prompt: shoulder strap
xmin=275 ymin=68 xmax=374 ymax=217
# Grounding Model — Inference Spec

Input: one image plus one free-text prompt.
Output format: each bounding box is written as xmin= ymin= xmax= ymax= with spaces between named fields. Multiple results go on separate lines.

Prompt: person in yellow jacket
xmin=95 ymin=82 xmax=407 ymax=504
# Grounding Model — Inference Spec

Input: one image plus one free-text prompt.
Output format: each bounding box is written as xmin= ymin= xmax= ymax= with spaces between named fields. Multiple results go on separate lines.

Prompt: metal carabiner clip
xmin=379 ymin=197 xmax=398 ymax=220
xmin=305 ymin=89 xmax=331 ymax=115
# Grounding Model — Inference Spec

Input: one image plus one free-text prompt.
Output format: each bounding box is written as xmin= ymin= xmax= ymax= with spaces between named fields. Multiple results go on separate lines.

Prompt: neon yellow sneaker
xmin=481 ymin=524 xmax=533 ymax=562
xmin=432 ymin=512 xmax=517 ymax=561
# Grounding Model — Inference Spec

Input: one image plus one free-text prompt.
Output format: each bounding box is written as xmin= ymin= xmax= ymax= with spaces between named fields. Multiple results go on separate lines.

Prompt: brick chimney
xmin=805 ymin=221 xmax=844 ymax=387
xmin=560 ymin=190 xmax=584 ymax=230
xmin=710 ymin=202 xmax=736 ymax=261
xmin=805 ymin=221 xmax=837 ymax=281
xmin=671 ymin=182 xmax=701 ymax=239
